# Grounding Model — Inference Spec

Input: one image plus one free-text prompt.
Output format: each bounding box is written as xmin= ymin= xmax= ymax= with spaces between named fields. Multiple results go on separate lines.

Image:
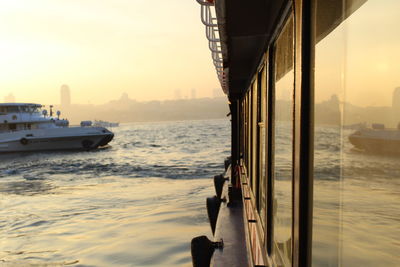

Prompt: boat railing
xmin=196 ymin=0 xmax=226 ymax=92
xmin=195 ymin=0 xmax=213 ymax=7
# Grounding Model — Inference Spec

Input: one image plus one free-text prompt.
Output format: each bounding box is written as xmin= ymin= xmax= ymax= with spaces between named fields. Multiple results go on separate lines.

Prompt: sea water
xmin=1 ymin=119 xmax=399 ymax=266
xmin=0 ymin=119 xmax=230 ymax=267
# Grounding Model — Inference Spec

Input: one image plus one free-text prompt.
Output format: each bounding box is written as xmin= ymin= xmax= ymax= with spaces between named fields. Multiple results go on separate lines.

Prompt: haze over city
xmin=0 ymin=0 xmax=221 ymax=105
xmin=1 ymin=1 xmax=399 ymax=108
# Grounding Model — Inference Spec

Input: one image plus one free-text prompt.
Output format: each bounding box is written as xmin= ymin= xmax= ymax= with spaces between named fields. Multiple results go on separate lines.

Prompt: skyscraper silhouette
xmin=392 ymin=87 xmax=400 ymax=111
xmin=191 ymin=88 xmax=197 ymax=99
xmin=174 ymin=89 xmax=181 ymax=100
xmin=4 ymin=93 xmax=15 ymax=103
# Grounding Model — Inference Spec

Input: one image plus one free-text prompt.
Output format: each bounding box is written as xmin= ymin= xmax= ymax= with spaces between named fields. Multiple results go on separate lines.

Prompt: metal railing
xmin=196 ymin=0 xmax=226 ymax=92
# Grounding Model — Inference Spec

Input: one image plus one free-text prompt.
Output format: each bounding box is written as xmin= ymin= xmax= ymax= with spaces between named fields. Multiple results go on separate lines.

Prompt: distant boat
xmin=93 ymin=120 xmax=119 ymax=128
xmin=343 ymin=122 xmax=367 ymax=130
xmin=349 ymin=123 xmax=400 ymax=154
xmin=0 ymin=103 xmax=114 ymax=153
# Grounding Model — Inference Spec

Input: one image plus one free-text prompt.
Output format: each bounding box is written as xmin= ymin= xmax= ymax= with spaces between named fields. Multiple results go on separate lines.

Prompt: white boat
xmin=0 ymin=103 xmax=114 ymax=153
xmin=93 ymin=120 xmax=119 ymax=128
xmin=349 ymin=123 xmax=400 ymax=154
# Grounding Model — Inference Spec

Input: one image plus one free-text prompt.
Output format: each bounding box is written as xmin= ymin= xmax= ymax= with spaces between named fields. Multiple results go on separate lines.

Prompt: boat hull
xmin=349 ymin=130 xmax=400 ymax=154
xmin=0 ymin=127 xmax=114 ymax=153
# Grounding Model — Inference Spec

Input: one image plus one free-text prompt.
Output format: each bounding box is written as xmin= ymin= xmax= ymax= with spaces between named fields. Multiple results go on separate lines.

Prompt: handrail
xmin=209 ymin=42 xmax=221 ymax=53
xmin=206 ymin=26 xmax=219 ymax=42
xmin=201 ymin=5 xmax=218 ymax=27
xmin=196 ymin=0 xmax=213 ymax=6
xmin=212 ymin=52 xmax=223 ymax=63
xmin=196 ymin=0 xmax=227 ymax=92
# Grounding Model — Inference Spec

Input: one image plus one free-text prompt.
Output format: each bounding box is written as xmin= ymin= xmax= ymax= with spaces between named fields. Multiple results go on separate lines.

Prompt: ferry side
xmin=0 ymin=103 xmax=114 ymax=152
xmin=192 ymin=0 xmax=399 ymax=267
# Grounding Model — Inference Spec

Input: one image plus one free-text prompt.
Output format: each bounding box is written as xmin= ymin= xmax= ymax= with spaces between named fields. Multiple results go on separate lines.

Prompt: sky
xmin=314 ymin=0 xmax=400 ymax=107
xmin=0 ymin=0 xmax=221 ymax=104
xmin=1 ymin=0 xmax=399 ymax=107
xmin=273 ymin=0 xmax=400 ymax=108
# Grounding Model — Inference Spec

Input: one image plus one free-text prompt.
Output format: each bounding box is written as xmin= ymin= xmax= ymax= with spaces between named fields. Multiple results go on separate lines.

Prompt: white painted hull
xmin=349 ymin=129 xmax=400 ymax=154
xmin=0 ymin=127 xmax=114 ymax=153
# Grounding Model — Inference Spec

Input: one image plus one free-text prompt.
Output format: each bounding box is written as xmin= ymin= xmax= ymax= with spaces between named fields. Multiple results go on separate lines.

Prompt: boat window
xmin=251 ymin=80 xmax=258 ymax=196
xmin=273 ymin=15 xmax=294 ymax=266
xmin=248 ymin=90 xmax=253 ymax=181
xmin=313 ymin=0 xmax=400 ymax=266
xmin=8 ymin=124 xmax=17 ymax=131
xmin=258 ymin=65 xmax=267 ymax=227
xmin=245 ymin=93 xmax=250 ymax=172
xmin=0 ymin=107 xmax=7 ymax=114
xmin=6 ymin=106 xmax=19 ymax=113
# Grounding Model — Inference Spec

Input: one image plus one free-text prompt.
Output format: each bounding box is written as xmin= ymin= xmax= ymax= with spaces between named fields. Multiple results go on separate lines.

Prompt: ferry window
xmin=243 ymin=95 xmax=247 ymax=169
xmin=273 ymin=15 xmax=294 ymax=266
xmin=245 ymin=94 xmax=250 ymax=172
xmin=242 ymin=97 xmax=245 ymax=165
xmin=248 ymin=90 xmax=253 ymax=181
xmin=251 ymin=80 xmax=258 ymax=195
xmin=313 ymin=0 xmax=400 ymax=266
xmin=258 ymin=65 xmax=267 ymax=226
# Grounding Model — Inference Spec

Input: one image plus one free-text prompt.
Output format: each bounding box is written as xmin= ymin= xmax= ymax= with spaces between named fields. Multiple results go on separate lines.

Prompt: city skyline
xmin=1 ymin=1 xmax=399 ymax=107
xmin=0 ymin=0 xmax=220 ymax=105
xmin=2 ymin=86 xmax=223 ymax=105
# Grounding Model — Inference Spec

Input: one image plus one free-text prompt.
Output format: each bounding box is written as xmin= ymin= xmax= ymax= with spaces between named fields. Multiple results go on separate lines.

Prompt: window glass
xmin=313 ymin=0 xmax=400 ymax=266
xmin=273 ymin=16 xmax=294 ymax=266
xmin=251 ymin=81 xmax=258 ymax=194
xmin=8 ymin=124 xmax=17 ymax=131
xmin=258 ymin=66 xmax=267 ymax=226
xmin=248 ymin=92 xmax=252 ymax=178
xmin=6 ymin=106 xmax=19 ymax=113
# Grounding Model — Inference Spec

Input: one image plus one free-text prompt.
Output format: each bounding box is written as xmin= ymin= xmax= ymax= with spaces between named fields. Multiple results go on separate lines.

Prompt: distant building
xmin=4 ymin=93 xmax=15 ymax=103
xmin=174 ymin=89 xmax=182 ymax=100
xmin=213 ymin=88 xmax=224 ymax=98
xmin=191 ymin=89 xmax=197 ymax=99
xmin=119 ymin=92 xmax=131 ymax=103
xmin=60 ymin=84 xmax=71 ymax=106
xmin=392 ymin=87 xmax=400 ymax=110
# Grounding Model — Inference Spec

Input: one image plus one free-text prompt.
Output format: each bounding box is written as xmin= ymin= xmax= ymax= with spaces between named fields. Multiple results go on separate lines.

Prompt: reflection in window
xmin=251 ymin=81 xmax=258 ymax=194
xmin=273 ymin=16 xmax=294 ymax=266
xmin=248 ymin=92 xmax=253 ymax=182
xmin=313 ymin=0 xmax=400 ymax=266
xmin=258 ymin=66 xmax=267 ymax=227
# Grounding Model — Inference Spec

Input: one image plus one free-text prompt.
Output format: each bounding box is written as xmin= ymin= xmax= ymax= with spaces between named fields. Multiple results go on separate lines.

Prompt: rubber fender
xmin=213 ymin=174 xmax=226 ymax=199
xmin=224 ymin=157 xmax=231 ymax=171
xmin=82 ymin=139 xmax=94 ymax=149
xmin=191 ymin=235 xmax=214 ymax=267
xmin=206 ymin=196 xmax=221 ymax=235
xmin=20 ymin=138 xmax=28 ymax=145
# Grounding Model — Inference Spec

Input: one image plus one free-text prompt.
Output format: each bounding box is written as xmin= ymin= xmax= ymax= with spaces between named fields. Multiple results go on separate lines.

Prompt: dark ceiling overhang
xmin=214 ymin=0 xmax=368 ymax=101
xmin=215 ymin=0 xmax=289 ymax=101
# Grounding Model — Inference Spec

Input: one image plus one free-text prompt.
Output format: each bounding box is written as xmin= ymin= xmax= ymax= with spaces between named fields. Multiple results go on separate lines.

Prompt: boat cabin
xmin=0 ymin=103 xmax=58 ymax=132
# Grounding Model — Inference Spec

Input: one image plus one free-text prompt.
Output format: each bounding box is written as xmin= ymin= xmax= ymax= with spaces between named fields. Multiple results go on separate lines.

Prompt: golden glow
xmin=0 ymin=0 xmax=219 ymax=104
xmin=316 ymin=0 xmax=400 ymax=107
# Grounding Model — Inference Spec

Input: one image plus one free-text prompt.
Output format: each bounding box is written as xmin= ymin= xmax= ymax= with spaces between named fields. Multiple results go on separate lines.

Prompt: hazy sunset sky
xmin=1 ymin=0 xmax=399 ymax=107
xmin=0 ymin=0 xmax=220 ymax=104
xmin=315 ymin=0 xmax=400 ymax=107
